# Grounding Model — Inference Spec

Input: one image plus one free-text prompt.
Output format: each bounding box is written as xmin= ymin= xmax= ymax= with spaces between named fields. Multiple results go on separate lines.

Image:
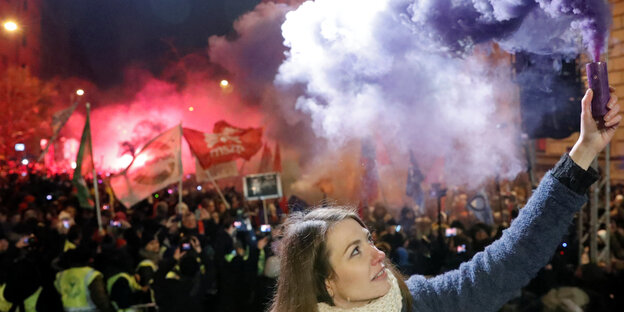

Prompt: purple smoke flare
xmin=407 ymin=0 xmax=611 ymax=60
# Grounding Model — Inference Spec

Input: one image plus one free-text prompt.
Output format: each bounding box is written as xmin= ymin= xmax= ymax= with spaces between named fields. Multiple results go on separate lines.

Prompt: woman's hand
xmin=570 ymin=88 xmax=621 ymax=170
xmin=190 ymin=236 xmax=202 ymax=254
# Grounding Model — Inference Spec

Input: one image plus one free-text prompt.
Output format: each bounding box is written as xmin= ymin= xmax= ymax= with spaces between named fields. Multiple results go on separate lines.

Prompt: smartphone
xmin=22 ymin=237 xmax=35 ymax=244
xmin=233 ymin=221 xmax=243 ymax=229
xmin=62 ymin=220 xmax=70 ymax=229
xmin=457 ymin=244 xmax=466 ymax=253
xmin=445 ymin=228 xmax=457 ymax=237
xmin=395 ymin=225 xmax=401 ymax=232
xmin=181 ymin=243 xmax=192 ymax=251
xmin=110 ymin=220 xmax=121 ymax=227
xmin=260 ymin=224 xmax=271 ymax=233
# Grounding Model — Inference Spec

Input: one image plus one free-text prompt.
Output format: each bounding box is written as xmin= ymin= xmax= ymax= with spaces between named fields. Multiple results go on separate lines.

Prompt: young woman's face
xmin=325 ymin=218 xmax=391 ymax=308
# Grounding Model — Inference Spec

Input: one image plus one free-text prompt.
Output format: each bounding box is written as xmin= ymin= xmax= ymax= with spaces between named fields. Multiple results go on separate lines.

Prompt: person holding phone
xmin=153 ymin=236 xmax=209 ymax=312
xmin=270 ymin=88 xmax=621 ymax=312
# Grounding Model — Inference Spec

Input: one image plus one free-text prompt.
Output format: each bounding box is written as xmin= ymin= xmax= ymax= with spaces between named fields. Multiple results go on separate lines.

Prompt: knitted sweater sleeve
xmin=406 ymin=154 xmax=594 ymax=312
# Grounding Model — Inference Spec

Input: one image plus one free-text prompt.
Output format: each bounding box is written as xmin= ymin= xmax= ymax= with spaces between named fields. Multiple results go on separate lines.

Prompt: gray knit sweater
xmin=405 ymin=154 xmax=598 ymax=312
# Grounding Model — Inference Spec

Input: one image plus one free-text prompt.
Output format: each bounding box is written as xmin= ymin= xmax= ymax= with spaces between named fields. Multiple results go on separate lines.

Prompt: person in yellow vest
xmin=54 ymin=248 xmax=114 ymax=312
xmin=105 ymin=250 xmax=150 ymax=312
xmin=134 ymin=233 xmax=161 ymax=310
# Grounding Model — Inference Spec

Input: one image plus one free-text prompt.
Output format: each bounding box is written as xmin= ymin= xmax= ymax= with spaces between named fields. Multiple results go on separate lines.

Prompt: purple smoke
xmin=408 ymin=0 xmax=611 ymax=60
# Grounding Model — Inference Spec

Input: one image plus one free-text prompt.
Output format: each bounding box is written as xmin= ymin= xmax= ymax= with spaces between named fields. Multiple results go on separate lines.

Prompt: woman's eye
xmin=351 ymin=246 xmax=360 ymax=257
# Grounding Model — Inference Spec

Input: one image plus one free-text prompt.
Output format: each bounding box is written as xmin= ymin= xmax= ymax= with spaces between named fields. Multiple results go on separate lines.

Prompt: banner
xmin=467 ymin=190 xmax=494 ymax=225
xmin=183 ymin=121 xmax=262 ymax=168
xmin=195 ymin=158 xmax=238 ymax=182
xmin=72 ymin=109 xmax=94 ymax=209
xmin=39 ymin=102 xmax=79 ymax=162
xmin=243 ymin=172 xmax=282 ymax=200
xmin=110 ymin=125 xmax=183 ymax=208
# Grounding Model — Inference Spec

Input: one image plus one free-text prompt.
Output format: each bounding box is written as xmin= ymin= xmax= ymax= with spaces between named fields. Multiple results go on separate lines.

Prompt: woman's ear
xmin=325 ymin=279 xmax=334 ymax=298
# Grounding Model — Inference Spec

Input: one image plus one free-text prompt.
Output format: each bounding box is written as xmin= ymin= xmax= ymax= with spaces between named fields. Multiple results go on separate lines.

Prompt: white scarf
xmin=317 ymin=270 xmax=403 ymax=312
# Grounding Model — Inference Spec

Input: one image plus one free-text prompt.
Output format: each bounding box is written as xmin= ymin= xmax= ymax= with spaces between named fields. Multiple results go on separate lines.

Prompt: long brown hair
xmin=270 ymin=207 xmax=413 ymax=312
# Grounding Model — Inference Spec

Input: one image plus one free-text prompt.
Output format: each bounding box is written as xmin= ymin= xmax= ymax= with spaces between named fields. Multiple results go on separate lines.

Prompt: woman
xmin=271 ymin=88 xmax=621 ymax=312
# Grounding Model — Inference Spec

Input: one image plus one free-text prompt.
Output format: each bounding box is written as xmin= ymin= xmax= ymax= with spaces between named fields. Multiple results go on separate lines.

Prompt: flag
xmin=110 ymin=125 xmax=183 ymax=208
xmin=72 ymin=108 xmax=94 ymax=209
xmin=258 ymin=143 xmax=273 ymax=173
xmin=273 ymin=143 xmax=282 ymax=173
xmin=183 ymin=121 xmax=263 ymax=168
xmin=424 ymin=156 xmax=445 ymax=185
xmin=38 ymin=102 xmax=79 ymax=162
xmin=406 ymin=151 xmax=425 ymax=215
xmin=360 ymin=139 xmax=379 ymax=205
xmin=195 ymin=158 xmax=238 ymax=182
xmin=467 ymin=190 xmax=494 ymax=225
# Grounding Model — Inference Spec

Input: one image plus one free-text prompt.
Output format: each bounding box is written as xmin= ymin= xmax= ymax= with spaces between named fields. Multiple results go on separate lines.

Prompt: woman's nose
xmin=370 ymin=244 xmax=385 ymax=265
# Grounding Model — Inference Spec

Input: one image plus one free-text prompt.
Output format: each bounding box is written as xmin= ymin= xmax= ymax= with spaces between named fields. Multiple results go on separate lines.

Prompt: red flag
xmin=183 ymin=121 xmax=263 ymax=168
xmin=257 ymin=143 xmax=273 ymax=173
xmin=273 ymin=143 xmax=282 ymax=173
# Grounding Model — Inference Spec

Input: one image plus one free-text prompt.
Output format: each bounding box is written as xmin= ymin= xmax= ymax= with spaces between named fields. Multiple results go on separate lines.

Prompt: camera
xmin=233 ymin=221 xmax=243 ymax=230
xmin=181 ymin=243 xmax=192 ymax=251
xmin=62 ymin=220 xmax=71 ymax=229
xmin=22 ymin=236 xmax=36 ymax=245
xmin=110 ymin=220 xmax=122 ymax=227
xmin=260 ymin=224 xmax=271 ymax=233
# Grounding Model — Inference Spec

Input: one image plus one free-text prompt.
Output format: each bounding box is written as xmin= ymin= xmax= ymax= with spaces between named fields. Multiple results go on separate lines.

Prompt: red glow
xmin=55 ymin=71 xmax=262 ymax=174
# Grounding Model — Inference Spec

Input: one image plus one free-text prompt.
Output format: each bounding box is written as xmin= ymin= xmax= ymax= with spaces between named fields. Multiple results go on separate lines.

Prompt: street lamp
xmin=3 ymin=21 xmax=18 ymax=32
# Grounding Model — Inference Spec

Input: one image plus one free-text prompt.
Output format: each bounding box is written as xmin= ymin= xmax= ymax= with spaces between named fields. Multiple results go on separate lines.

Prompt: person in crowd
xmin=269 ymin=88 xmax=621 ymax=311
xmin=397 ymin=206 xmax=416 ymax=238
xmin=54 ymin=247 xmax=114 ymax=312
xmin=153 ymin=236 xmax=210 ymax=312
xmin=106 ymin=249 xmax=148 ymax=311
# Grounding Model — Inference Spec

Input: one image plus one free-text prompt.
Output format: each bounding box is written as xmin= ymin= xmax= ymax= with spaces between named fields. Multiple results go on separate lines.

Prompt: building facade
xmin=0 ymin=0 xmax=41 ymax=74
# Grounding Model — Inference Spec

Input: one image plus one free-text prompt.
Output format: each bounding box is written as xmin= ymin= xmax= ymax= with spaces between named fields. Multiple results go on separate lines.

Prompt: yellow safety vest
xmin=54 ymin=267 xmax=101 ymax=312
xmin=106 ymin=273 xmax=141 ymax=312
xmin=0 ymin=284 xmax=42 ymax=312
xmin=0 ymin=284 xmax=11 ymax=312
xmin=64 ymin=240 xmax=77 ymax=252
xmin=136 ymin=259 xmax=157 ymax=272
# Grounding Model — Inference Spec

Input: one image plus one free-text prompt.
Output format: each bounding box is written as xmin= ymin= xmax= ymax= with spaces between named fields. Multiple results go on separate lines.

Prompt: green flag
xmin=72 ymin=112 xmax=94 ymax=209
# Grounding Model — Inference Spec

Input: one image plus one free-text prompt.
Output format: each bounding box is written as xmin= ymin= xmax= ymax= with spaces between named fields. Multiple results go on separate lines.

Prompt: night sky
xmin=40 ymin=0 xmax=262 ymax=88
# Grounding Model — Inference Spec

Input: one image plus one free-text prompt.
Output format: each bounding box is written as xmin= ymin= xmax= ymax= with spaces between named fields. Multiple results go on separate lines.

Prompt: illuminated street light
xmin=220 ymin=80 xmax=229 ymax=88
xmin=3 ymin=21 xmax=18 ymax=32
xmin=76 ymin=89 xmax=85 ymax=96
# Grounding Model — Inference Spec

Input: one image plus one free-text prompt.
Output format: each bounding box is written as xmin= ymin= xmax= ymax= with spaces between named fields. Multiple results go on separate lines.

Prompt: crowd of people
xmin=1 ymin=164 xmax=624 ymax=311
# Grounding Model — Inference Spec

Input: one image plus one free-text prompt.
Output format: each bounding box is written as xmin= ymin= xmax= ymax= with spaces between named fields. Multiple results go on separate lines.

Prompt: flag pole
xmin=178 ymin=124 xmax=184 ymax=206
xmin=206 ymin=170 xmax=231 ymax=210
xmin=86 ymin=103 xmax=102 ymax=231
